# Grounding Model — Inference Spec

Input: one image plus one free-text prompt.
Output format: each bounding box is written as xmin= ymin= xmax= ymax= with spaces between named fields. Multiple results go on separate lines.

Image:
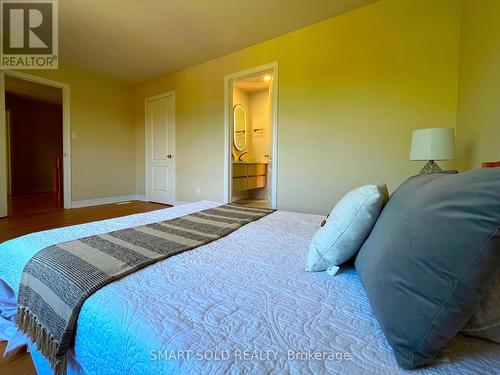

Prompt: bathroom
xmin=231 ymin=73 xmax=273 ymax=209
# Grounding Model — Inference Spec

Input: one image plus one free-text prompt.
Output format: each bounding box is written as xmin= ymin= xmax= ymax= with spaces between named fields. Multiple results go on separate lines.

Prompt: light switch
xmin=72 ymin=132 xmax=77 ymax=140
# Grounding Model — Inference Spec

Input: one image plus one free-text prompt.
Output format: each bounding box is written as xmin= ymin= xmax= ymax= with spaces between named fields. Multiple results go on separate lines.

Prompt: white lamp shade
xmin=410 ymin=128 xmax=455 ymax=161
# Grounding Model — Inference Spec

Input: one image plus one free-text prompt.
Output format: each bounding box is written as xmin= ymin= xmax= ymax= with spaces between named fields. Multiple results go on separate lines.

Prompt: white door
xmin=146 ymin=94 xmax=175 ymax=205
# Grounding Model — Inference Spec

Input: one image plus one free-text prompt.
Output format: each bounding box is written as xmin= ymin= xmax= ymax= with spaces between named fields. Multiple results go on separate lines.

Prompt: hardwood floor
xmin=1 ymin=199 xmax=168 ymax=243
xmin=0 ymin=200 xmax=170 ymax=374
xmin=8 ymin=193 xmax=62 ymax=217
xmin=0 ymin=342 xmax=36 ymax=375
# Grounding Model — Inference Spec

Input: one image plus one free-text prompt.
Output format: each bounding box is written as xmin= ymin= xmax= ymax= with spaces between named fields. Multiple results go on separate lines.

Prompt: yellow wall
xmin=15 ymin=62 xmax=136 ymax=202
xmin=456 ymin=0 xmax=500 ymax=170
xmin=135 ymin=0 xmax=460 ymax=213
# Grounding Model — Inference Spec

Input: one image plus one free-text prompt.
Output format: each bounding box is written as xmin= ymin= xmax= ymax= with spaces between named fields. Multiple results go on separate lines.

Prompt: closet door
xmin=145 ymin=94 xmax=175 ymax=205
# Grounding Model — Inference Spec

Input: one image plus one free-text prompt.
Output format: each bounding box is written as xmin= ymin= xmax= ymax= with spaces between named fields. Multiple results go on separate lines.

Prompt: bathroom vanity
xmin=232 ymin=162 xmax=267 ymax=192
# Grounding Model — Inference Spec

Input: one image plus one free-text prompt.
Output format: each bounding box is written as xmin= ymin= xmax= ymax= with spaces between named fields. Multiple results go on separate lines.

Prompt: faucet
xmin=238 ymin=152 xmax=248 ymax=161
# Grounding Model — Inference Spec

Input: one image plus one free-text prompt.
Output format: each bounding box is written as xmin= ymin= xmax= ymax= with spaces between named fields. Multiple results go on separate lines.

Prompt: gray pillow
xmin=461 ymin=269 xmax=500 ymax=343
xmin=306 ymin=184 xmax=388 ymax=274
xmin=355 ymin=168 xmax=500 ymax=369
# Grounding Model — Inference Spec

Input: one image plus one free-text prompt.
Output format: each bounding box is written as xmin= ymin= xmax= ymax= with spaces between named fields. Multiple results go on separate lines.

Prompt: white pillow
xmin=306 ymin=184 xmax=388 ymax=274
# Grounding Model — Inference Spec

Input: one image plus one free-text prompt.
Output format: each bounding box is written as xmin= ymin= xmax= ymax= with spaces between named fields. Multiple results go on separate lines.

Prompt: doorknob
xmin=167 ymin=154 xmax=172 ymax=159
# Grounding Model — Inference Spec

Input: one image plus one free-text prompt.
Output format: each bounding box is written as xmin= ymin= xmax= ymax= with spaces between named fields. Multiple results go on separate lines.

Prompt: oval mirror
xmin=233 ymin=104 xmax=247 ymax=151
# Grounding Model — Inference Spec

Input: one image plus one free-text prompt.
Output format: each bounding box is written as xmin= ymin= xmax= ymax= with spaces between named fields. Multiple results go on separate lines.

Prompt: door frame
xmin=223 ymin=62 xmax=279 ymax=208
xmin=144 ymin=91 xmax=176 ymax=205
xmin=5 ymin=110 xmax=11 ymax=196
xmin=0 ymin=70 xmax=72 ymax=215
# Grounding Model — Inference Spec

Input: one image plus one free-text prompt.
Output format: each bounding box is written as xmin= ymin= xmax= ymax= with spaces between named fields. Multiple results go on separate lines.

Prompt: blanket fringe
xmin=16 ymin=306 xmax=67 ymax=375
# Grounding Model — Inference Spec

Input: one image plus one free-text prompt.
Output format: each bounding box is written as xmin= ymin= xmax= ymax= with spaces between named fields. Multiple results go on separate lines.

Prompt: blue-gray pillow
xmin=461 ymin=269 xmax=500 ymax=343
xmin=355 ymin=168 xmax=500 ymax=369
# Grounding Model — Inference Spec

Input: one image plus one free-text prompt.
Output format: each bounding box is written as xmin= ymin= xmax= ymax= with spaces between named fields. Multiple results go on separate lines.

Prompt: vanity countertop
xmin=233 ymin=161 xmax=268 ymax=164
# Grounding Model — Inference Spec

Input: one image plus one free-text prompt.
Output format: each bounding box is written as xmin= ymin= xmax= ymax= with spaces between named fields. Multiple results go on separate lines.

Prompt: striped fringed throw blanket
xmin=16 ymin=203 xmax=274 ymax=375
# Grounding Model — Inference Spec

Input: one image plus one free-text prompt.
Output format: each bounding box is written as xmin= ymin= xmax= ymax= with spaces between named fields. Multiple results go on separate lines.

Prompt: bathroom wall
xmin=232 ymin=87 xmax=250 ymax=160
xmin=247 ymin=89 xmax=271 ymax=201
xmin=231 ymin=86 xmax=271 ymax=202
xmin=232 ymin=87 xmax=271 ymax=162
xmin=248 ymin=89 xmax=271 ymax=162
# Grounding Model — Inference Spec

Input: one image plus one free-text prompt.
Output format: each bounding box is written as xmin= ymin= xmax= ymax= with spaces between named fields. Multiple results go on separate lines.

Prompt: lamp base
xmin=419 ymin=160 xmax=442 ymax=175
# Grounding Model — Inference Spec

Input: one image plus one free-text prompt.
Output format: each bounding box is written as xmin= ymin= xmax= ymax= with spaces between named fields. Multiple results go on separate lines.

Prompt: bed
xmin=0 ymin=201 xmax=499 ymax=374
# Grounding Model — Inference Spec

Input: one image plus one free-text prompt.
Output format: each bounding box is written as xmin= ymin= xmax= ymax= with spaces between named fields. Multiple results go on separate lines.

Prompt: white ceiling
xmin=5 ymin=76 xmax=62 ymax=104
xmin=59 ymin=0 xmax=377 ymax=82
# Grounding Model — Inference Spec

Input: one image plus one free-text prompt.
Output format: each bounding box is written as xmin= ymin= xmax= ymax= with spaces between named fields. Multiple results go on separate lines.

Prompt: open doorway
xmin=4 ymin=77 xmax=63 ymax=216
xmin=224 ymin=63 xmax=278 ymax=209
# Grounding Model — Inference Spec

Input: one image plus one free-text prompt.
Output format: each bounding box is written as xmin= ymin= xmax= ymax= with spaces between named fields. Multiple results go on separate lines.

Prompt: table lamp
xmin=410 ymin=128 xmax=455 ymax=174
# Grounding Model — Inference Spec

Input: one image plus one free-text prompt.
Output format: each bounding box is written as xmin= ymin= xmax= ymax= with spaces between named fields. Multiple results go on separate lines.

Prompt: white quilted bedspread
xmin=1 ymin=201 xmax=499 ymax=374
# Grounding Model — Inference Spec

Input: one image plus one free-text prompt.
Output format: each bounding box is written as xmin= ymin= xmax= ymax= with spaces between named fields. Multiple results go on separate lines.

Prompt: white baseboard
xmin=71 ymin=195 xmax=146 ymax=208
